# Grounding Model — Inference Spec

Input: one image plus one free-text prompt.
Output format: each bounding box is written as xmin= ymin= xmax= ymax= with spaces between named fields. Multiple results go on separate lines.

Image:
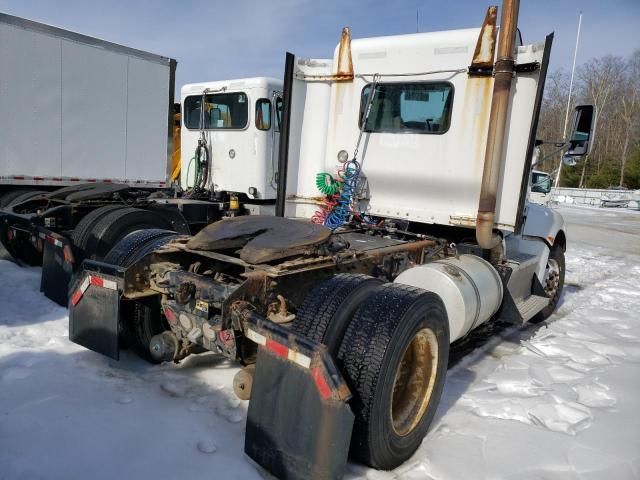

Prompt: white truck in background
xmin=0 ymin=12 xmax=283 ymax=305
xmin=529 ymin=169 xmax=552 ymax=205
xmin=181 ymin=78 xmax=282 ymax=200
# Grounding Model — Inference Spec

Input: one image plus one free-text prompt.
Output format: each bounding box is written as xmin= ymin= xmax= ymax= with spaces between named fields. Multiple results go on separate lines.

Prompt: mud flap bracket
xmin=242 ymin=312 xmax=354 ymax=480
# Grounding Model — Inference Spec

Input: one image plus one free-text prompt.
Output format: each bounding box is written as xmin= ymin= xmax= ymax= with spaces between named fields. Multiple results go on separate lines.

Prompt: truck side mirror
xmin=565 ymin=105 xmax=596 ymax=157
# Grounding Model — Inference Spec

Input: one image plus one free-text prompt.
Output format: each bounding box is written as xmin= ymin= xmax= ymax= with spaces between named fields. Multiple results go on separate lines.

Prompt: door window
xmin=255 ymin=98 xmax=271 ymax=131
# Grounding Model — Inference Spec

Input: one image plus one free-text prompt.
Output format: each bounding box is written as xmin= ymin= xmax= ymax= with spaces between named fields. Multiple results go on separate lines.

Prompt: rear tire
xmin=83 ymin=207 xmax=172 ymax=260
xmin=291 ymin=274 xmax=382 ymax=355
xmin=71 ymin=205 xmax=124 ymax=251
xmin=104 ymin=229 xmax=180 ymax=363
xmin=7 ymin=190 xmax=47 ymax=208
xmin=0 ymin=189 xmax=30 ymax=208
xmin=103 ymin=228 xmax=179 ymax=267
xmin=338 ymin=283 xmax=449 ymax=470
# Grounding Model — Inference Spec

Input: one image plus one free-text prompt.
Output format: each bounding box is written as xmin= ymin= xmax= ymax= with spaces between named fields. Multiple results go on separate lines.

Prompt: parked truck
xmin=68 ymin=2 xmax=595 ymax=479
xmin=529 ymin=170 xmax=552 ymax=205
xmin=0 ymin=12 xmax=283 ymax=304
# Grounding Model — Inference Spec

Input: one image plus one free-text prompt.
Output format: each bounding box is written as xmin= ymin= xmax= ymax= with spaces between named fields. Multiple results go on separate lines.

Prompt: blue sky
xmin=1 ymin=0 xmax=638 ymax=91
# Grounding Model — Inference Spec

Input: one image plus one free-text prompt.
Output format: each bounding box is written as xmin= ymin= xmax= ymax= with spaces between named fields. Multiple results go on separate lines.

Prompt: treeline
xmin=537 ymin=50 xmax=640 ymax=189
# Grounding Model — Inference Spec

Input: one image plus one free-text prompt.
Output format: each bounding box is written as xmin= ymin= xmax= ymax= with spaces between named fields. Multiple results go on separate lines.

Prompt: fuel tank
xmin=395 ymin=254 xmax=503 ymax=342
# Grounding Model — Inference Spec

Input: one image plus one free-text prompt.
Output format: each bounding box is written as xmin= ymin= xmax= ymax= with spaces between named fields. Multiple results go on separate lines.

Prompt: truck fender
xmin=522 ymin=201 xmax=566 ymax=250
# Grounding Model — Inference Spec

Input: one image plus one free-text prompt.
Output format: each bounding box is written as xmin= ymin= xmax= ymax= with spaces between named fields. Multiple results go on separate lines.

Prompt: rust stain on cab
xmin=336 ymin=27 xmax=354 ymax=79
xmin=471 ymin=6 xmax=498 ymax=68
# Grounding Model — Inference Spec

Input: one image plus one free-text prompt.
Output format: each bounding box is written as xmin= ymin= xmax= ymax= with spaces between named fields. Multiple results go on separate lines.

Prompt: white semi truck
xmin=66 ymin=1 xmax=594 ymax=479
xmin=0 ymin=12 xmax=283 ymax=304
xmin=180 ymin=78 xmax=282 ymax=199
xmin=529 ymin=169 xmax=553 ymax=205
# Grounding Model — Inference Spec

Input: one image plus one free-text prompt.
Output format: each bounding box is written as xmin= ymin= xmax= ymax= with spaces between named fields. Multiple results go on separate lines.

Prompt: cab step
xmin=514 ymin=294 xmax=549 ymax=322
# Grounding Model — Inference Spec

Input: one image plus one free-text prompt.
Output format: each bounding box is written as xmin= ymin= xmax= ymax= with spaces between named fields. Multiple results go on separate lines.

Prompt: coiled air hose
xmin=195 ymin=137 xmax=209 ymax=191
xmin=186 ymin=90 xmax=211 ymax=198
xmin=312 ymin=74 xmax=380 ymax=229
xmin=315 ymin=173 xmax=342 ymax=196
xmin=324 ymin=159 xmax=360 ymax=229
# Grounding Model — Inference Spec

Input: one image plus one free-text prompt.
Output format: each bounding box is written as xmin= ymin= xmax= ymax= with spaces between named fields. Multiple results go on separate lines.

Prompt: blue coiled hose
xmin=322 ymin=74 xmax=380 ymax=230
xmin=324 ymin=159 xmax=360 ymax=230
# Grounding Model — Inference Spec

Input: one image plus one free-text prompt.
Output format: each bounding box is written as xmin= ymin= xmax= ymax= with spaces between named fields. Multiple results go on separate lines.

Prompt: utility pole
xmin=554 ymin=11 xmax=583 ymax=187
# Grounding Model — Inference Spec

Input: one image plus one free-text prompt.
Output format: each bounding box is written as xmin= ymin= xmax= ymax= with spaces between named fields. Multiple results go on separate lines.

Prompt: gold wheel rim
xmin=391 ymin=327 xmax=439 ymax=437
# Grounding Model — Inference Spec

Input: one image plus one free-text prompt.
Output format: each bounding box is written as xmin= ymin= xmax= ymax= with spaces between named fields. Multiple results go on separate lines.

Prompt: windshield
xmin=531 ymin=172 xmax=551 ymax=194
xmin=183 ymin=92 xmax=248 ymax=130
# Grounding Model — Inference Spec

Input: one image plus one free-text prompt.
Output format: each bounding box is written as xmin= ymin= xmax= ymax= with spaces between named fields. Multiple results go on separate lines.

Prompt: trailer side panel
xmin=0 ymin=13 xmax=174 ymax=187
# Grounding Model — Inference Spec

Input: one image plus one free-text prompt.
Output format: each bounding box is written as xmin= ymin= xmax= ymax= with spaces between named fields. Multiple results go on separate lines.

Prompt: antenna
xmin=554 ymin=11 xmax=583 ymax=188
xmin=416 ymin=9 xmax=419 ymax=33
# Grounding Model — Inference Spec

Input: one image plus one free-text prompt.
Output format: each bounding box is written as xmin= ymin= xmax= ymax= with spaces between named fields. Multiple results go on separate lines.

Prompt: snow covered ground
xmin=1 ymin=205 xmax=639 ymax=480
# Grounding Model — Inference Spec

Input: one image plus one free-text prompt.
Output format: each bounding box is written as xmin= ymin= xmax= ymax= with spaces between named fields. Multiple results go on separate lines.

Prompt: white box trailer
xmin=0 ymin=12 xmax=176 ymax=189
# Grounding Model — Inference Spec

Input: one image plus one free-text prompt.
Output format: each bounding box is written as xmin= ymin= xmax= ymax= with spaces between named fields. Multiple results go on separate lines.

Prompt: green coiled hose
xmin=315 ymin=172 xmax=342 ymax=196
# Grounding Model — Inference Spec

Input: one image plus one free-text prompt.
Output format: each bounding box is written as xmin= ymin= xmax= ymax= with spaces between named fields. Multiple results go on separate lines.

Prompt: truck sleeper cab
xmin=68 ymin=3 xmax=594 ymax=480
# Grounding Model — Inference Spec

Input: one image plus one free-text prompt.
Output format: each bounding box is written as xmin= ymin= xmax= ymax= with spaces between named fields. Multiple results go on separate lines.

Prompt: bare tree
xmin=537 ymin=51 xmax=640 ymax=189
xmin=576 ymin=56 xmax=627 ymax=187
xmin=619 ymin=51 xmax=640 ymax=185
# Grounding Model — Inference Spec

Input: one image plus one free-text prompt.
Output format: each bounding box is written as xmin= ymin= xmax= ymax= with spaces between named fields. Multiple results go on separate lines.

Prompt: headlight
xmin=337 ymin=150 xmax=349 ymax=163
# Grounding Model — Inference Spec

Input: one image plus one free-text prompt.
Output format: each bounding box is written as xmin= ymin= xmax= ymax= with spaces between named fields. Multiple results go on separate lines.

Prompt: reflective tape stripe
xmin=245 ymin=327 xmax=334 ymax=397
xmin=265 ymin=339 xmax=288 ymax=359
xmin=70 ymin=275 xmax=117 ymax=306
xmin=89 ymin=276 xmax=117 ymax=290
xmin=38 ymin=232 xmax=64 ymax=248
xmin=70 ymin=289 xmax=83 ymax=306
xmin=47 ymin=235 xmax=63 ymax=248
xmin=311 ymin=367 xmax=332 ymax=400
xmin=246 ymin=328 xmax=312 ymax=369
xmin=245 ymin=328 xmax=266 ymax=346
xmin=288 ymin=349 xmax=312 ymax=369
xmin=3 ymin=175 xmax=166 ymax=187
xmin=71 ymin=276 xmax=91 ymax=306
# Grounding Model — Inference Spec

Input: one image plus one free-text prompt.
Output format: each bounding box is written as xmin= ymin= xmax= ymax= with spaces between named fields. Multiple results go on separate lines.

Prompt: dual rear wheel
xmin=292 ymin=274 xmax=450 ymax=470
xmin=71 ymin=207 xmax=180 ymax=363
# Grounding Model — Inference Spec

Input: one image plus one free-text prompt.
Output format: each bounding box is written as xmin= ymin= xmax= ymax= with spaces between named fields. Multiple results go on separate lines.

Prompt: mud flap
xmin=0 ymin=212 xmax=12 ymax=261
xmin=0 ymin=210 xmax=36 ymax=264
xmin=39 ymin=229 xmax=78 ymax=306
xmin=68 ymin=260 xmax=125 ymax=360
xmin=242 ymin=315 xmax=354 ymax=480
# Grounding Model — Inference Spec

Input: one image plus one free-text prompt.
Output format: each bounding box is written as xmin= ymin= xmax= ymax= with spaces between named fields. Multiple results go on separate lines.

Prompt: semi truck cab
xmin=180 ymin=78 xmax=282 ymax=201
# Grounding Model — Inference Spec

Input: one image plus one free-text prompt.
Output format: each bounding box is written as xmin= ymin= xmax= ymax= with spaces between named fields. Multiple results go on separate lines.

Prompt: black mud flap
xmin=243 ymin=314 xmax=354 ymax=480
xmin=39 ymin=229 xmax=79 ymax=306
xmin=68 ymin=260 xmax=125 ymax=360
xmin=0 ymin=210 xmax=37 ymax=264
xmin=0 ymin=211 xmax=13 ymax=262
